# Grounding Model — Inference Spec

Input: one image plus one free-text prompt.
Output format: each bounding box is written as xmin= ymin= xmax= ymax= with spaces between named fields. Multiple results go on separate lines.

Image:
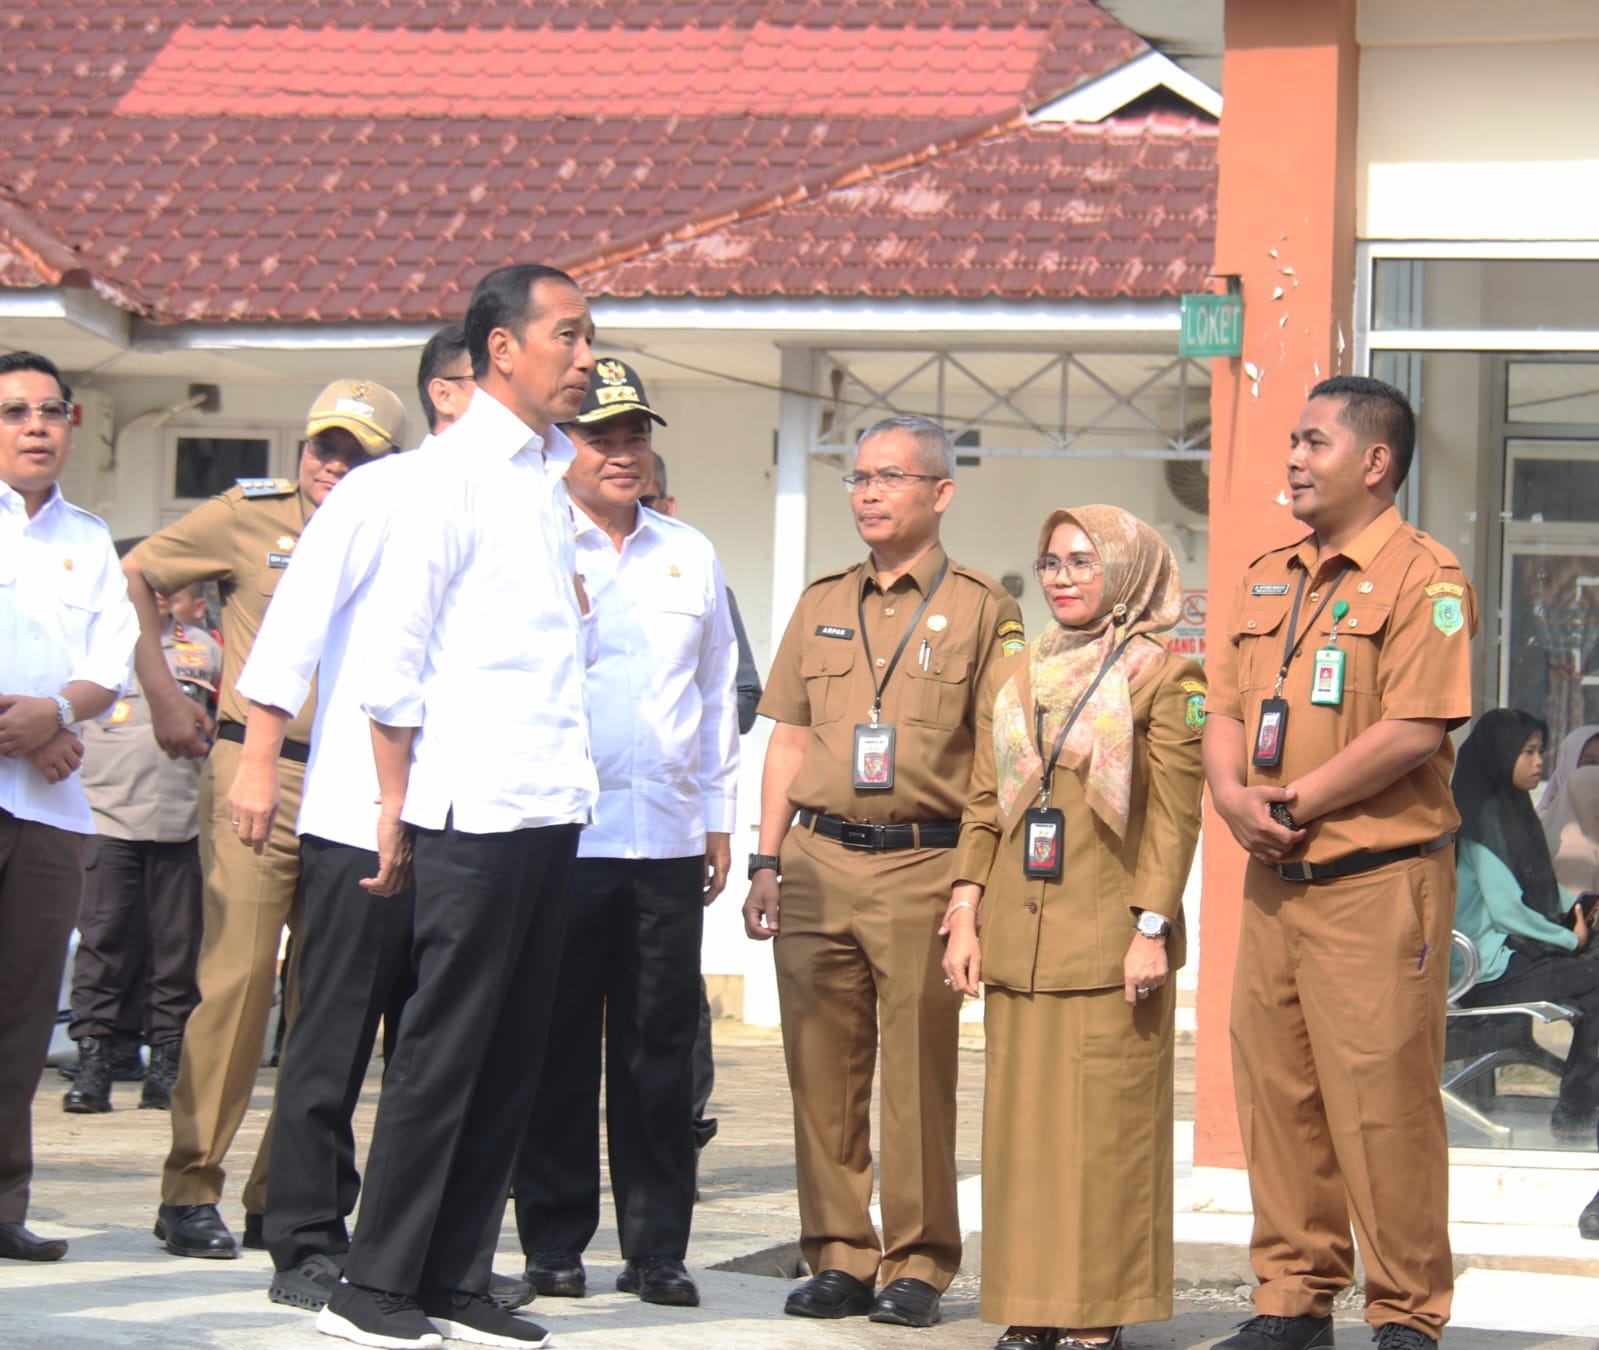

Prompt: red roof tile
xmin=0 ymin=2 xmax=1203 ymax=323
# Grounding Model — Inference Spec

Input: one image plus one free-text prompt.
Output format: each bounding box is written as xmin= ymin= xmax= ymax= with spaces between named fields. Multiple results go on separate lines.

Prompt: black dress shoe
xmin=783 ymin=1269 xmax=875 ymax=1319
xmin=616 ymin=1257 xmax=699 ymax=1307
xmin=524 ymin=1248 xmax=585 ymax=1297
xmin=870 ymin=1276 xmax=942 ymax=1327
xmin=0 ymin=1221 xmax=68 ymax=1261
xmin=997 ymin=1330 xmax=1060 ymax=1350
xmin=1580 ymin=1188 xmax=1599 ymax=1240
xmin=154 ymin=1203 xmax=238 ymax=1259
xmin=1214 ymin=1314 xmax=1335 ymax=1350
xmin=242 ymin=1211 xmax=265 ymax=1250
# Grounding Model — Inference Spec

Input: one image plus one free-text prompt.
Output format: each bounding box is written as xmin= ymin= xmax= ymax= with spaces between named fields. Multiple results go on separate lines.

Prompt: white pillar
xmin=742 ymin=345 xmax=819 ymax=1027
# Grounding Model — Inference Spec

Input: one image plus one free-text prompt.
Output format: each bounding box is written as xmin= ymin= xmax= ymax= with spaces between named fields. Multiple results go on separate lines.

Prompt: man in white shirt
xmin=316 ymin=265 xmax=598 ymax=1350
xmin=0 ymin=351 xmax=139 ymax=1261
xmin=516 ymin=361 xmax=738 ymax=1310
xmin=226 ymin=324 xmax=522 ymax=1315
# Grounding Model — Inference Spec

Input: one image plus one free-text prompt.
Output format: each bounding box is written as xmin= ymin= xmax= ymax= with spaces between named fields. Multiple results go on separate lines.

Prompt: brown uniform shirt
xmin=1206 ymin=505 xmax=1477 ymax=864
xmin=759 ymin=544 xmax=1024 ymax=824
xmin=81 ymin=618 xmax=223 ymax=842
xmin=128 ymin=479 xmax=318 ymax=743
xmin=954 ymin=647 xmax=1205 ymax=991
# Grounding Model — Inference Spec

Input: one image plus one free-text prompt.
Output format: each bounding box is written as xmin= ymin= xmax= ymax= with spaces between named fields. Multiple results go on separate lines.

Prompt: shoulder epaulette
xmin=60 ymin=499 xmax=110 ymax=530
xmin=236 ymin=477 xmax=297 ymax=499
xmin=806 ymin=562 xmax=860 ymax=588
xmin=949 ymin=561 xmax=1013 ymax=598
xmin=1407 ymin=526 xmax=1465 ymax=570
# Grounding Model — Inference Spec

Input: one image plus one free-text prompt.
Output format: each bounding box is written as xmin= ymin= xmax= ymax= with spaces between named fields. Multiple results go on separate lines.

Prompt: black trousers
xmin=1460 ymin=947 xmax=1599 ymax=1124
xmin=0 ymin=809 xmax=83 ymax=1223
xmin=516 ymin=856 xmax=704 ymax=1261
xmin=692 ymin=976 xmax=717 ymax=1149
xmin=344 ymin=819 xmax=578 ymax=1296
xmin=68 ymin=836 xmax=202 ymax=1044
xmin=264 ymin=835 xmax=416 ymax=1271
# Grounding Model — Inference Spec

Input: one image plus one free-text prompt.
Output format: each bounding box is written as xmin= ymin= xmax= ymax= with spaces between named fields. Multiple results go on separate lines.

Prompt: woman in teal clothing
xmin=1451 ymin=708 xmax=1599 ymax=1236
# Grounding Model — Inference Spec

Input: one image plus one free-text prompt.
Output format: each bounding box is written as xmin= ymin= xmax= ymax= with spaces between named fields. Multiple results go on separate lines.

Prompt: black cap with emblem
xmin=574 ymin=358 xmax=668 ymax=427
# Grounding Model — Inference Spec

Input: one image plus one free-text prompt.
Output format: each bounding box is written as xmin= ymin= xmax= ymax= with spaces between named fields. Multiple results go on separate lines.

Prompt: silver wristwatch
xmin=1135 ymin=910 xmax=1170 ymax=939
xmin=51 ymin=693 xmax=76 ymax=729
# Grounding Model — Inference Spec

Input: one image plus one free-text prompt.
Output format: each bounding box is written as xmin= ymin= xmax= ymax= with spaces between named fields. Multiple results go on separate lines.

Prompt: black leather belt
xmin=1274 ymin=832 xmax=1454 ymax=884
xmin=216 ymin=720 xmax=310 ymax=765
xmin=797 ymin=808 xmax=959 ymax=851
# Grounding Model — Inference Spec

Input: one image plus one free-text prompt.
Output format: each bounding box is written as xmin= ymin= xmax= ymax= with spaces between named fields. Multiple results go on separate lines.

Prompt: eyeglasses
xmin=0 ymin=398 xmax=72 ymax=427
xmin=1033 ymin=553 xmax=1103 ymax=584
xmin=841 ymin=469 xmax=944 ymax=493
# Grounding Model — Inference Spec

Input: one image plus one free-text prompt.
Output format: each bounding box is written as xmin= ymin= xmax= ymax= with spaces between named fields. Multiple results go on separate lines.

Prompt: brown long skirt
xmin=980 ymin=982 xmax=1175 ymax=1328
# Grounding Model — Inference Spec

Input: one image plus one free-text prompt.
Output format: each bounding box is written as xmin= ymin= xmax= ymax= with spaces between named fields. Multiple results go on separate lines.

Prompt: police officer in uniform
xmin=744 ymin=413 xmax=1024 ymax=1328
xmin=64 ymin=583 xmax=221 ymax=1112
xmin=124 ymin=379 xmax=406 ymax=1259
xmin=1204 ymin=377 xmax=1475 ymax=1350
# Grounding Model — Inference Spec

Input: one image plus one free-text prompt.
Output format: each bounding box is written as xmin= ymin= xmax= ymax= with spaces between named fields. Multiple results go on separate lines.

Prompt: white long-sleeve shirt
xmin=573 ymin=501 xmax=739 ymax=859
xmin=235 ymin=446 xmax=428 ymax=852
xmin=0 ymin=483 xmax=138 ymax=832
xmin=361 ymin=391 xmax=596 ymax=833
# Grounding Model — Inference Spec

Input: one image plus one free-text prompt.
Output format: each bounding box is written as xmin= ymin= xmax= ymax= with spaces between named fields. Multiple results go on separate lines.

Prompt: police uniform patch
xmin=1425 ymin=581 xmax=1464 ymax=598
xmin=1185 ymin=693 xmax=1207 ymax=731
xmin=815 ymin=624 xmax=853 ymax=640
xmin=1432 ymin=596 xmax=1464 ymax=636
xmin=1251 ymin=583 xmax=1290 ymax=596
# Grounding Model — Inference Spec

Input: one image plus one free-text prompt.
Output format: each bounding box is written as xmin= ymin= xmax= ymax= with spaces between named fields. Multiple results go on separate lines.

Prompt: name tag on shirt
xmin=816 ymin=624 xmax=854 ymax=640
xmin=268 ymin=552 xmax=293 ymax=568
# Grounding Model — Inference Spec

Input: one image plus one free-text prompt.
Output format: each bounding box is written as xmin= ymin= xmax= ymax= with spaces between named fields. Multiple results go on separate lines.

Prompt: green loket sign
xmin=1180 ymin=293 xmax=1244 ymax=358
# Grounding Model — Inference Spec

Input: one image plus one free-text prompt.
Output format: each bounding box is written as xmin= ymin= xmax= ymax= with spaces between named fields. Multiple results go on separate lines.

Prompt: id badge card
xmin=1022 ymin=806 xmax=1065 ymax=879
xmin=1252 ymin=697 xmax=1289 ymax=768
xmin=1309 ymin=647 xmax=1346 ymax=706
xmin=852 ymin=722 xmax=896 ymax=791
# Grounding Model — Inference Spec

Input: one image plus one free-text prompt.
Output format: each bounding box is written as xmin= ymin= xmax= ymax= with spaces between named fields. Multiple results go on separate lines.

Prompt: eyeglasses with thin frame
xmin=1033 ymin=553 xmax=1103 ymax=584
xmin=841 ymin=469 xmax=944 ymax=493
xmin=0 ymin=398 xmax=73 ymax=427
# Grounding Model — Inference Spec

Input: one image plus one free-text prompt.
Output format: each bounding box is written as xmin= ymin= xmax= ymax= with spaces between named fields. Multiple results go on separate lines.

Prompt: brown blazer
xmin=953 ymin=646 xmax=1206 ymax=993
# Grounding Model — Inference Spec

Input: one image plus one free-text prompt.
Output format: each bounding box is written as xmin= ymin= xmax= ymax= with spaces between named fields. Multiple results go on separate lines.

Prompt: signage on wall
xmin=1169 ymin=590 xmax=1207 ymax=662
xmin=1179 ymin=294 xmax=1243 ymax=358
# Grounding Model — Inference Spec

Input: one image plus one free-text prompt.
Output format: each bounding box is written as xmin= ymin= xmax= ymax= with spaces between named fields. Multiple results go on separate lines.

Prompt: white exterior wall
xmin=1358 ymin=2 xmax=1599 ymax=242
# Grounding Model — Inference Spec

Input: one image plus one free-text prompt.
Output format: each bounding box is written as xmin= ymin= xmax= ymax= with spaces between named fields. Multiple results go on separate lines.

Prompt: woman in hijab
xmin=1452 ymin=708 xmax=1599 ymax=1235
xmin=942 ymin=506 xmax=1205 ymax=1350
xmin=1546 ymin=764 xmax=1599 ymax=899
xmin=1537 ymin=722 xmax=1599 ymax=820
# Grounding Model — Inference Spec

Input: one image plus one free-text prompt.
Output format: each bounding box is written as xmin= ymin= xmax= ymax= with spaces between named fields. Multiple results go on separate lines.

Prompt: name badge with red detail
xmin=852 ymin=723 xmax=895 ymax=790
xmin=1022 ymin=806 xmax=1065 ymax=879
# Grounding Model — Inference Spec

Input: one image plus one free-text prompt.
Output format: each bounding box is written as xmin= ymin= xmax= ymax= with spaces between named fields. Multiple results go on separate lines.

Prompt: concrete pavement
xmin=2 ymin=1025 xmax=1594 ymax=1348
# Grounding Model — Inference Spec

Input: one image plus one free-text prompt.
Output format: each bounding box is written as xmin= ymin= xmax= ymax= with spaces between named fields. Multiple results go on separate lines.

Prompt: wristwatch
xmin=1135 ymin=910 xmax=1170 ymax=940
xmin=748 ymin=852 xmax=781 ymax=880
xmin=50 ymin=693 xmax=76 ymax=729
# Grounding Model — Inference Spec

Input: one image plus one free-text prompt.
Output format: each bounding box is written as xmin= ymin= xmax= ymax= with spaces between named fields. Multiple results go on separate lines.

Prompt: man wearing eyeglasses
xmin=124 ymin=379 xmax=406 ymax=1261
xmin=743 ymin=413 xmax=1023 ymax=1328
xmin=0 ymin=351 xmax=139 ymax=1262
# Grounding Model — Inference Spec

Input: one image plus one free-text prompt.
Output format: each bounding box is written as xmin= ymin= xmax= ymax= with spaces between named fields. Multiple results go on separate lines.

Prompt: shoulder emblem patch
xmin=1185 ymin=693 xmax=1207 ymax=731
xmin=997 ymin=619 xmax=1026 ymax=640
xmin=1180 ymin=678 xmax=1206 ymax=695
xmin=1425 ymin=581 xmax=1464 ymax=598
xmin=1432 ymin=596 xmax=1464 ymax=636
xmin=1002 ymin=639 xmax=1027 ymax=655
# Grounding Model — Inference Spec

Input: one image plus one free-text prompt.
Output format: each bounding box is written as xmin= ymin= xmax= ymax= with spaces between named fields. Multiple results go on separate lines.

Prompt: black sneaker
xmin=523 ymin=1248 xmax=585 ymax=1298
xmin=1214 ymin=1314 xmax=1336 ymax=1350
xmin=315 ymin=1280 xmax=443 ymax=1348
xmin=487 ymin=1271 xmax=534 ymax=1311
xmin=419 ymin=1289 xmax=550 ymax=1348
xmin=270 ymin=1253 xmax=343 ymax=1311
xmin=1374 ymin=1326 xmax=1435 ymax=1350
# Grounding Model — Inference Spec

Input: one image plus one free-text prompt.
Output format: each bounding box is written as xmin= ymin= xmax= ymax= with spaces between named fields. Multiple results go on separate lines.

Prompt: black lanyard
xmin=858 ymin=557 xmax=949 ymax=724
xmin=1273 ymin=568 xmax=1348 ymax=698
xmin=1032 ymin=634 xmax=1136 ymax=807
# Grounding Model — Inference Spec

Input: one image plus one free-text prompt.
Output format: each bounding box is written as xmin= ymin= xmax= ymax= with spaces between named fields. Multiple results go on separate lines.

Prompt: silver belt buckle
xmin=838 ymin=821 xmax=877 ymax=850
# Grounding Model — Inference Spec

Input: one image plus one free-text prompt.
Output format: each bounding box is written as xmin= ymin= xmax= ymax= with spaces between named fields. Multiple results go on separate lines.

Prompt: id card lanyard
xmin=850 ymin=557 xmax=949 ymax=791
xmin=1252 ymin=567 xmax=1348 ymax=768
xmin=1023 ymin=634 xmax=1136 ymax=878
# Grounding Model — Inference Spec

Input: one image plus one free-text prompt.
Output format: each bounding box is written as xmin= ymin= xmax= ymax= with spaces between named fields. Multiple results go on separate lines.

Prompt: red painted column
xmin=1196 ymin=0 xmax=1361 ymax=1172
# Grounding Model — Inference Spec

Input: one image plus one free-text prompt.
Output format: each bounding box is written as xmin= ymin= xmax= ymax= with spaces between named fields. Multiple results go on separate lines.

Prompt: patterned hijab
xmin=993 ymin=505 xmax=1183 ymax=839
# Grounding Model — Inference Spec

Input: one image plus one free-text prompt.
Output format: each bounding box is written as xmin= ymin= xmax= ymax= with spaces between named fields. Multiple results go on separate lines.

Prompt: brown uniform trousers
xmin=130 ymin=480 xmax=317 ymax=1211
xmin=0 ymin=813 xmax=84 ymax=1224
xmin=1207 ymin=506 xmax=1477 ymax=1338
xmin=760 ymin=544 xmax=1024 ymax=1292
xmin=161 ymin=737 xmax=305 ymax=1209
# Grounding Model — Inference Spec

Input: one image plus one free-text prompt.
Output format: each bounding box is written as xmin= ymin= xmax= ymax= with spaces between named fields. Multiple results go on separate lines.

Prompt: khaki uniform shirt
xmin=81 ymin=618 xmax=223 ymax=842
xmin=128 ymin=479 xmax=318 ymax=743
xmin=759 ymin=544 xmax=1024 ymax=824
xmin=954 ymin=647 xmax=1205 ymax=991
xmin=1206 ymin=505 xmax=1477 ymax=864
